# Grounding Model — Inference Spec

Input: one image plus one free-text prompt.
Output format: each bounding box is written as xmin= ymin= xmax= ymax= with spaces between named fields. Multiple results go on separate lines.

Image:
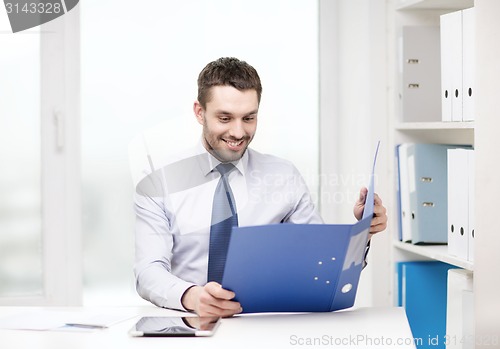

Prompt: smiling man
xmin=134 ymin=57 xmax=387 ymax=318
xmin=195 ymin=84 xmax=258 ymax=163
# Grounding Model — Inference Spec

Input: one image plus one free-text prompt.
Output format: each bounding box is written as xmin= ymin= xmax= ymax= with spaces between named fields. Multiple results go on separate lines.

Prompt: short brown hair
xmin=197 ymin=57 xmax=262 ymax=109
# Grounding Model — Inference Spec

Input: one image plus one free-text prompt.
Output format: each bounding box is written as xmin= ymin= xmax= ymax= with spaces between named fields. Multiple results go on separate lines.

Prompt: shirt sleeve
xmin=282 ymin=166 xmax=324 ymax=224
xmin=133 ymin=172 xmax=195 ymax=311
xmin=362 ymin=239 xmax=371 ymax=269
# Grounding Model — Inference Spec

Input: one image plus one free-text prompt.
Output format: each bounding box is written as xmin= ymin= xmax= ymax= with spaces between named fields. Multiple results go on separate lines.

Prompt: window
xmin=0 ymin=6 xmax=81 ymax=305
xmin=0 ymin=13 xmax=42 ymax=300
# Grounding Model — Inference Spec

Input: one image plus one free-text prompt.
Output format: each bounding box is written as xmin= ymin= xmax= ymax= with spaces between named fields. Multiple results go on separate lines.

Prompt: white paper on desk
xmin=0 ymin=310 xmax=135 ymax=331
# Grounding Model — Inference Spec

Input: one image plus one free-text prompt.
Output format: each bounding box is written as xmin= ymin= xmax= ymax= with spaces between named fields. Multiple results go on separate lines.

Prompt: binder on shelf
xmin=440 ymin=12 xmax=454 ymax=122
xmin=400 ymin=26 xmax=441 ymax=122
xmin=397 ymin=261 xmax=458 ymax=349
xmin=467 ymin=150 xmax=475 ymax=262
xmin=407 ymin=143 xmax=452 ymax=244
xmin=462 ymin=8 xmax=475 ymax=122
xmin=447 ymin=148 xmax=475 ymax=260
xmin=396 ymin=144 xmax=412 ymax=242
xmin=446 ymin=269 xmax=473 ymax=349
xmin=396 ymin=145 xmax=403 ymax=241
xmin=462 ymin=290 xmax=475 ymax=349
xmin=441 ymin=8 xmax=476 ymax=122
xmin=396 ymin=262 xmax=404 ymax=307
xmin=441 ymin=10 xmax=463 ymax=122
xmin=447 ymin=148 xmax=469 ymax=259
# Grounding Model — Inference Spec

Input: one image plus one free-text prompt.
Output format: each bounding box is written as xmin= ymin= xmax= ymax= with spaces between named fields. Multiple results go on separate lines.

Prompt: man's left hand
xmin=353 ymin=187 xmax=387 ymax=235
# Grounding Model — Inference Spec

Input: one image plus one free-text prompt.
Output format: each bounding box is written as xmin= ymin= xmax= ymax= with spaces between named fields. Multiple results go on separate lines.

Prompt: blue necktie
xmin=207 ymin=163 xmax=238 ymax=284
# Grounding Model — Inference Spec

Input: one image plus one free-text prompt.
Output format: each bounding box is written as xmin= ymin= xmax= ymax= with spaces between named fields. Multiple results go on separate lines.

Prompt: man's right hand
xmin=181 ymin=282 xmax=242 ymax=317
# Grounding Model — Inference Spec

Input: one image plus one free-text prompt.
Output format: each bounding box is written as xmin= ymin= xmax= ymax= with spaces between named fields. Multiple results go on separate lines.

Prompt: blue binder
xmin=406 ymin=144 xmax=453 ymax=244
xmin=221 ymin=143 xmax=379 ymax=313
xmin=396 ymin=144 xmax=405 ymax=241
xmin=397 ymin=261 xmax=458 ymax=349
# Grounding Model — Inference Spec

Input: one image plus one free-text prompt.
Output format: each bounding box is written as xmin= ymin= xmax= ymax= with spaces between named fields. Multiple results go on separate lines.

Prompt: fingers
xmin=370 ymin=216 xmax=387 ymax=233
xmin=205 ymin=282 xmax=235 ymax=300
xmin=197 ymin=282 xmax=242 ymax=317
xmin=353 ymin=187 xmax=369 ymax=220
xmin=372 ymin=194 xmax=385 ymax=215
xmin=370 ymin=194 xmax=387 ymax=234
xmin=356 ymin=187 xmax=368 ymax=205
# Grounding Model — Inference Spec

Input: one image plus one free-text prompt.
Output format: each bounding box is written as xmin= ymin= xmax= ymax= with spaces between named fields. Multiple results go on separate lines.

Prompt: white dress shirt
xmin=134 ymin=141 xmax=323 ymax=311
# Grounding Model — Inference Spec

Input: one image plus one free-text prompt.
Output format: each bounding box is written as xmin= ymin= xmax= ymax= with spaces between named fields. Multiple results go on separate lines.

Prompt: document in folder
xmin=222 ymin=143 xmax=380 ymax=313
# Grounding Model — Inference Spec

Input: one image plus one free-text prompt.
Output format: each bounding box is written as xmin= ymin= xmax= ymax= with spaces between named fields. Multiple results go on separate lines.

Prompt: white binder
xmin=401 ymin=26 xmax=441 ymax=122
xmin=446 ymin=269 xmax=473 ymax=349
xmin=440 ymin=13 xmax=453 ymax=122
xmin=462 ymin=8 xmax=475 ymax=122
xmin=441 ymin=11 xmax=463 ymax=122
xmin=447 ymin=148 xmax=468 ymax=258
xmin=462 ymin=290 xmax=475 ymax=349
xmin=467 ymin=149 xmax=475 ymax=262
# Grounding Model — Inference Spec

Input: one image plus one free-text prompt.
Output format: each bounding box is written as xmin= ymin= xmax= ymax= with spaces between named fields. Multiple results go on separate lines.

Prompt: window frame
xmin=0 ymin=5 xmax=81 ymax=306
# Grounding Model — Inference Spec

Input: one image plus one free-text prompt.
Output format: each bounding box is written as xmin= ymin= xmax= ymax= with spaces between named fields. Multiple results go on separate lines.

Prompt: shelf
xmin=394 ymin=122 xmax=474 ymax=145
xmin=396 ymin=0 xmax=474 ymax=11
xmin=393 ymin=240 xmax=473 ymax=270
xmin=396 ymin=121 xmax=475 ymax=130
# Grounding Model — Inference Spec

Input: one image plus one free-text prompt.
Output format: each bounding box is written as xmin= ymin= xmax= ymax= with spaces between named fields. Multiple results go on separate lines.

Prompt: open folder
xmin=222 ymin=142 xmax=380 ymax=313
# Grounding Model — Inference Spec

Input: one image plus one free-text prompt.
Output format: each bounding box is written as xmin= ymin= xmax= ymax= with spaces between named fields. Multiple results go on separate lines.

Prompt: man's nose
xmin=229 ymin=120 xmax=245 ymax=139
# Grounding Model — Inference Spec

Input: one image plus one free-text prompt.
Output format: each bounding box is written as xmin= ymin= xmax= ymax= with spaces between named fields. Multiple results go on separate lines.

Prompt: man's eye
xmin=244 ymin=116 xmax=255 ymax=122
xmin=219 ymin=117 xmax=230 ymax=122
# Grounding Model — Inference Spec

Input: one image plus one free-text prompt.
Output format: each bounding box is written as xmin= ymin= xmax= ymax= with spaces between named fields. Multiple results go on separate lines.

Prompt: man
xmin=134 ymin=57 xmax=387 ymax=318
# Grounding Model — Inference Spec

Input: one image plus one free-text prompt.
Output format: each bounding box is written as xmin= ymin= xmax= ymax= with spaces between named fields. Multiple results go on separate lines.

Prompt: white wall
xmin=319 ymin=0 xmax=391 ymax=307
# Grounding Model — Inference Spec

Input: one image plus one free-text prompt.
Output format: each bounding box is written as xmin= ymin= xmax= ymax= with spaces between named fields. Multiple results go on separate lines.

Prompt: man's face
xmin=194 ymin=85 xmax=259 ymax=163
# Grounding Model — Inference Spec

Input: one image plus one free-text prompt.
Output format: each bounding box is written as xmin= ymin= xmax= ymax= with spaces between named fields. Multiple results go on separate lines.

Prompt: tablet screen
xmin=129 ymin=316 xmax=220 ymax=337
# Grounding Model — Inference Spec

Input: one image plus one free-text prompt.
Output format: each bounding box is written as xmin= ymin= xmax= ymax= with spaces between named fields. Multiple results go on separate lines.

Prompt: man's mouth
xmin=223 ymin=139 xmax=244 ymax=150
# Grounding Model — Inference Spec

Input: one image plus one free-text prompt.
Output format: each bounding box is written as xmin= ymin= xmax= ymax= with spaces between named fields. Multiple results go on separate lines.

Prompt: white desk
xmin=0 ymin=306 xmax=416 ymax=349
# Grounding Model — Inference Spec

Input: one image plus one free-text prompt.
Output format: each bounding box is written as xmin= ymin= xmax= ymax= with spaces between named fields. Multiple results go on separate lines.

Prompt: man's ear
xmin=193 ymin=101 xmax=205 ymax=125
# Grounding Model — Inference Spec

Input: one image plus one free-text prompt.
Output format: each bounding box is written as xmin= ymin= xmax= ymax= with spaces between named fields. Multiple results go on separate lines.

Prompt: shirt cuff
xmin=362 ymin=239 xmax=371 ymax=269
xmin=165 ymin=280 xmax=196 ymax=312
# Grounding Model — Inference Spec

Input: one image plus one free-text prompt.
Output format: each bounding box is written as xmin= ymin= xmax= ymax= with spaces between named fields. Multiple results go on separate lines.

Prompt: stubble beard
xmin=202 ymin=127 xmax=252 ymax=163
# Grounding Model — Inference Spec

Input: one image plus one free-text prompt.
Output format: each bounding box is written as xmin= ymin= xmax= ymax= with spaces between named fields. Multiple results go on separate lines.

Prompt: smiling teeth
xmin=227 ymin=140 xmax=243 ymax=147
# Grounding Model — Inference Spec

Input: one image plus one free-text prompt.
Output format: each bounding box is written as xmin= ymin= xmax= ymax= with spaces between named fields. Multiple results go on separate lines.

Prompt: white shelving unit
xmin=395 ymin=121 xmax=475 ymax=130
xmin=395 ymin=122 xmax=475 ymax=145
xmin=393 ymin=241 xmax=473 ymax=271
xmin=395 ymin=0 xmax=473 ymax=10
xmin=387 ymin=0 xmax=476 ymax=340
xmin=388 ymin=0 xmax=475 ymax=266
xmin=388 ymin=0 xmax=500 ymax=341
